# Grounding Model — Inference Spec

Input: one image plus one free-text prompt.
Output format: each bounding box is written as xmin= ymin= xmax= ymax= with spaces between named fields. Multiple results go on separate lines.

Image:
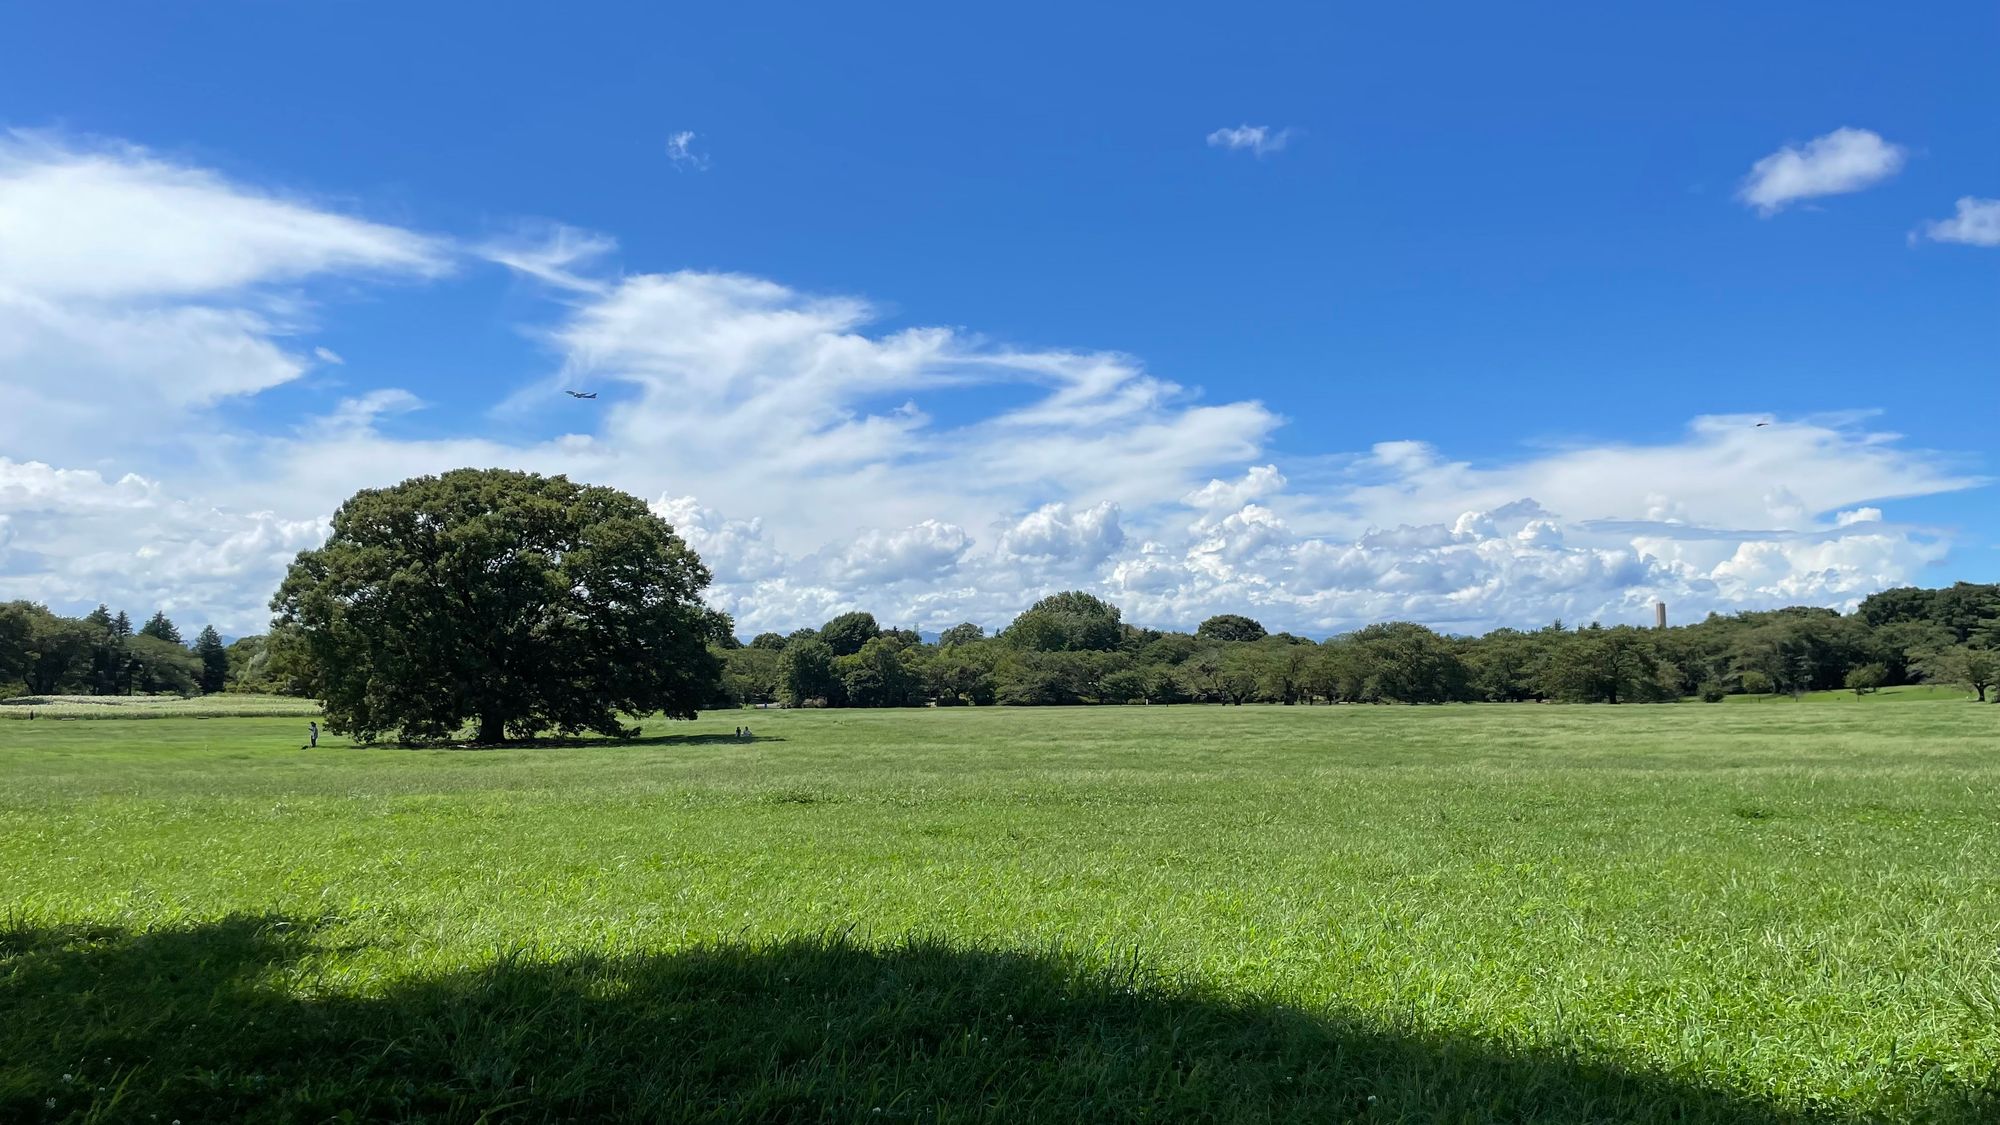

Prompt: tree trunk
xmin=478 ymin=714 xmax=505 ymax=743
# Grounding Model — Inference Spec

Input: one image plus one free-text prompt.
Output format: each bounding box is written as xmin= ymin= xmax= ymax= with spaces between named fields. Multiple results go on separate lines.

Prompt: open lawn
xmin=3 ymin=703 xmax=1998 ymax=1123
xmin=1717 ymin=685 xmax=1977 ymax=704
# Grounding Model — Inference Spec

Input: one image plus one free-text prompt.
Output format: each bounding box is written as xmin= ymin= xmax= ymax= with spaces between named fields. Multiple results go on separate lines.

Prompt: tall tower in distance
xmin=1655 ymin=602 xmax=1667 ymax=629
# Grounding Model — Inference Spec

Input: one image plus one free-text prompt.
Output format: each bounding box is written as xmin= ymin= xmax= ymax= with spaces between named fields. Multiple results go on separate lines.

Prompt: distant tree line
xmin=7 ymin=582 xmax=1997 ymax=710
xmin=0 ymin=602 xmax=300 ymax=699
xmin=707 ymin=583 xmax=2000 ymax=709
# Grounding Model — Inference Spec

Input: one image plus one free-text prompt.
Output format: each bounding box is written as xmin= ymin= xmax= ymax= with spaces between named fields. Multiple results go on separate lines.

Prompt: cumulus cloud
xmin=648 ymin=495 xmax=789 ymax=584
xmin=0 ymin=459 xmax=326 ymax=632
xmin=666 ymin=131 xmax=709 ymax=171
xmin=1206 ymin=125 xmax=1294 ymax=156
xmin=1184 ymin=465 xmax=1285 ymax=510
xmin=1920 ymin=197 xmax=2000 ymax=247
xmin=822 ymin=520 xmax=974 ymax=585
xmin=1738 ymin=127 xmax=1905 ymax=215
xmin=996 ymin=502 xmax=1124 ymax=566
xmin=0 ymin=131 xmax=1987 ymax=639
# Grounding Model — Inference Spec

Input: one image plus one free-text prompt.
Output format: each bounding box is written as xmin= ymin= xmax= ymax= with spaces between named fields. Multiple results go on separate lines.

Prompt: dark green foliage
xmin=1912 ymin=646 xmax=1999 ymax=702
xmin=938 ymin=622 xmax=985 ymax=648
xmin=717 ymin=646 xmax=783 ymax=706
xmin=837 ymin=636 xmax=921 ymax=707
xmin=705 ymin=611 xmax=742 ymax=649
xmin=193 ymin=626 xmax=230 ymax=694
xmin=1341 ymin=622 xmax=1473 ymax=703
xmin=819 ymin=612 xmax=881 ymax=657
xmin=124 ymin=634 xmax=202 ymax=695
xmin=1543 ymin=626 xmax=1675 ymax=704
xmin=1196 ymin=613 xmax=1267 ymax=643
xmin=222 ymin=631 xmax=318 ymax=697
xmin=0 ymin=603 xmax=35 ymax=689
xmin=1845 ymin=663 xmax=1886 ymax=698
xmin=12 ymin=577 xmax=1999 ymax=712
xmin=780 ymin=638 xmax=838 ymax=706
xmin=270 ymin=468 xmax=719 ymax=743
xmin=1003 ymin=591 xmax=1123 ymax=652
xmin=138 ymin=610 xmax=182 ymax=645
xmin=12 ymin=606 xmax=94 ymax=695
xmin=919 ymin=642 xmax=997 ymax=705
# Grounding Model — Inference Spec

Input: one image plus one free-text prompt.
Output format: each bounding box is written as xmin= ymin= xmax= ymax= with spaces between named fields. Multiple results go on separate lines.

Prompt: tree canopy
xmin=1002 ymin=591 xmax=1123 ymax=652
xmin=270 ymin=468 xmax=720 ymax=743
xmin=1196 ymin=614 xmax=1267 ymax=644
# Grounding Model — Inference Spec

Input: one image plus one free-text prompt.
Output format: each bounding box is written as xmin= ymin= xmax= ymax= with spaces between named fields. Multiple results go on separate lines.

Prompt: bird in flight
xmin=565 ymin=390 xmax=598 ymax=400
xmin=1754 ymin=421 xmax=1770 ymax=427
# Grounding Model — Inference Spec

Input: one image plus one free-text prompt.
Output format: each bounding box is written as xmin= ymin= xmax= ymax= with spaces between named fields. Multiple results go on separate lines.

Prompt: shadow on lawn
xmin=2 ymin=917 xmax=1988 ymax=1124
xmin=390 ymin=732 xmax=787 ymax=751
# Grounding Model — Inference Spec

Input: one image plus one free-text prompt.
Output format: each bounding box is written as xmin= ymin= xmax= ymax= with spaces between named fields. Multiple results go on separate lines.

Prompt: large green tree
xmin=780 ymin=638 xmax=838 ymax=706
xmin=1195 ymin=614 xmax=1267 ymax=644
xmin=139 ymin=611 xmax=182 ymax=645
xmin=819 ymin=612 xmax=881 ymax=657
xmin=1913 ymin=645 xmax=1999 ymax=703
xmin=271 ymin=469 xmax=721 ymax=744
xmin=193 ymin=626 xmax=230 ymax=694
xmin=1002 ymin=591 xmax=1123 ymax=653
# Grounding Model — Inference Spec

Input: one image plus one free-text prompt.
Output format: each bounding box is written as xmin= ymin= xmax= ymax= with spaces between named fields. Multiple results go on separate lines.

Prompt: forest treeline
xmin=0 ymin=603 xmax=287 ymax=699
xmin=4 ymin=582 xmax=1997 ymax=707
xmin=708 ymin=583 xmax=2000 ymax=708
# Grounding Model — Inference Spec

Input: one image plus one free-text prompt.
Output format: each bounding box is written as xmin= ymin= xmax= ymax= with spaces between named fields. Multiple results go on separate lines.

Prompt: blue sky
xmin=0 ymin=2 xmax=1994 ymax=636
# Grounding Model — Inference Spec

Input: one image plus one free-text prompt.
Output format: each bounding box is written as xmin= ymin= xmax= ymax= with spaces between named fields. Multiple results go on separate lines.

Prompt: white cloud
xmin=1739 ymin=127 xmax=1905 ymax=215
xmin=0 ymin=131 xmax=450 ymax=464
xmin=323 ymin=388 xmax=423 ymax=430
xmin=0 ymin=459 xmax=326 ymax=631
xmin=648 ymin=495 xmax=788 ymax=583
xmin=482 ymin=223 xmax=618 ymax=291
xmin=667 ymin=131 xmax=709 ymax=171
xmin=1921 ymin=197 xmax=2000 ymax=247
xmin=313 ymin=346 xmax=345 ymax=365
xmin=996 ymin=502 xmax=1124 ymax=566
xmin=1184 ymin=465 xmax=1285 ymax=510
xmin=822 ymin=520 xmax=974 ymax=585
xmin=1206 ymin=125 xmax=1294 ymax=157
xmin=0 ymin=131 xmax=1987 ymax=640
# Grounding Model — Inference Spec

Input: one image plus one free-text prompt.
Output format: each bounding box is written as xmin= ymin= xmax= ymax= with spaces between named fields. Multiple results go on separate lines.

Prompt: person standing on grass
xmin=307 ymin=720 xmax=319 ymax=749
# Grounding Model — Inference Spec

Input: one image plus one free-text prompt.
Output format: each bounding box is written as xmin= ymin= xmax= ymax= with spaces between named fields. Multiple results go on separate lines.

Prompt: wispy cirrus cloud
xmin=1738 ymin=127 xmax=1905 ymax=216
xmin=1206 ymin=124 xmax=1294 ymax=157
xmin=666 ymin=130 xmax=710 ymax=171
xmin=0 ymin=129 xmax=450 ymax=463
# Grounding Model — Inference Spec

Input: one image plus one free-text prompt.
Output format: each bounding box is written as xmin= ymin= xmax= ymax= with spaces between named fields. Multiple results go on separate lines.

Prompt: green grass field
xmin=3 ymin=703 xmax=1998 ymax=1123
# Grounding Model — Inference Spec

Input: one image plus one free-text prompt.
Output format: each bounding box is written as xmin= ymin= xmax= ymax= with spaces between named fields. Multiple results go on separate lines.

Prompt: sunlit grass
xmin=3 ymin=702 xmax=1997 ymax=1122
xmin=0 ymin=693 xmax=322 ymax=719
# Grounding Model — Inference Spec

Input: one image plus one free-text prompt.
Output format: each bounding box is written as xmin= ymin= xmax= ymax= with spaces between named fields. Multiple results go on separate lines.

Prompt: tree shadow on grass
xmin=389 ymin=732 xmax=787 ymax=751
xmin=2 ymin=917 xmax=1989 ymax=1124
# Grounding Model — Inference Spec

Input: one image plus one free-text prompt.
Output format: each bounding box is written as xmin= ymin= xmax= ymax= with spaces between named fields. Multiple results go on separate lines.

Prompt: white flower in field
xmin=61 ymin=1073 xmax=73 ymax=1083
xmin=45 ymin=1099 xmax=56 ymax=1110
